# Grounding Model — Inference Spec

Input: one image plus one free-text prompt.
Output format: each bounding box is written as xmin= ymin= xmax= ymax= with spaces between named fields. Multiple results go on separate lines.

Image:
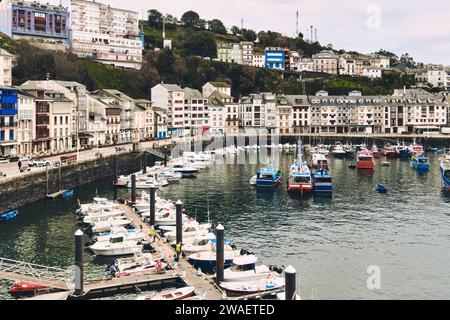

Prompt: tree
xmin=181 ymin=10 xmax=200 ymax=28
xmin=208 ymin=19 xmax=227 ymax=34
xmin=181 ymin=32 xmax=217 ymax=58
xmin=198 ymin=19 xmax=207 ymax=30
xmin=147 ymin=9 xmax=163 ymax=28
xmin=241 ymin=29 xmax=257 ymax=42
xmin=400 ymin=53 xmax=417 ymax=68
xmin=230 ymin=26 xmax=240 ymax=36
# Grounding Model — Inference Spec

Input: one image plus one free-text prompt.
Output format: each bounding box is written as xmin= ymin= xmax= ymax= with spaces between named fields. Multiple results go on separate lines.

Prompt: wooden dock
xmin=118 ymin=204 xmax=224 ymax=300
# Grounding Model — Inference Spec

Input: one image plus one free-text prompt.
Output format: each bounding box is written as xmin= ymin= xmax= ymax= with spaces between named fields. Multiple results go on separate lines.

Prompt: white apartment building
xmin=208 ymin=100 xmax=226 ymax=135
xmin=47 ymin=92 xmax=73 ymax=152
xmin=239 ymin=93 xmax=277 ymax=133
xmin=87 ymin=94 xmax=121 ymax=145
xmin=288 ymin=51 xmax=301 ymax=71
xmin=362 ymin=67 xmax=382 ymax=79
xmin=183 ymin=87 xmax=209 ymax=136
xmin=0 ymin=49 xmax=13 ymax=87
xmin=312 ymin=50 xmax=339 ymax=74
xmin=202 ymin=82 xmax=231 ymax=98
xmin=338 ymin=54 xmax=365 ymax=76
xmin=230 ymin=43 xmax=242 ymax=64
xmin=66 ymin=0 xmax=143 ymax=69
xmin=285 ymin=95 xmax=309 ymax=134
xmin=151 ymin=83 xmax=186 ymax=136
xmin=252 ymin=54 xmax=265 ymax=68
xmin=16 ymin=91 xmax=35 ymax=155
xmin=275 ymin=95 xmax=293 ymax=134
xmin=368 ymin=54 xmax=390 ymax=69
xmin=298 ymin=58 xmax=314 ymax=72
xmin=135 ymin=99 xmax=154 ymax=140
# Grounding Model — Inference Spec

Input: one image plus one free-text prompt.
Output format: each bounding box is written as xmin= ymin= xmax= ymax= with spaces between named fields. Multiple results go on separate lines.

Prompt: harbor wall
xmin=0 ymin=152 xmax=153 ymax=212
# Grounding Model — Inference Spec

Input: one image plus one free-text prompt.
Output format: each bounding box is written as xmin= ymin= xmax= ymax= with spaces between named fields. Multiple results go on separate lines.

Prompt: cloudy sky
xmin=65 ymin=0 xmax=450 ymax=65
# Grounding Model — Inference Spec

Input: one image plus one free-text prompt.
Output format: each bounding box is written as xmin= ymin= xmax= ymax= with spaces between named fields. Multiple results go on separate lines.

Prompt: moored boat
xmin=312 ymin=169 xmax=332 ymax=193
xmin=255 ymin=166 xmax=282 ymax=188
xmin=0 ymin=209 xmax=18 ymax=221
xmin=188 ymin=250 xmax=243 ymax=273
xmin=331 ymin=142 xmax=346 ymax=158
xmin=356 ymin=149 xmax=375 ymax=170
xmin=89 ymin=235 xmax=143 ymax=256
xmin=371 ymin=144 xmax=380 ymax=158
xmin=439 ymin=154 xmax=450 ymax=191
xmin=61 ymin=189 xmax=74 ymax=199
xmin=287 ymin=141 xmax=312 ymax=193
xmin=219 ymin=277 xmax=285 ymax=295
xmin=382 ymin=146 xmax=397 ymax=158
xmin=9 ymin=282 xmax=49 ymax=294
xmin=411 ymin=154 xmax=430 ymax=171
xmin=136 ymin=286 xmax=195 ymax=300
xmin=221 ymin=255 xmax=282 ymax=282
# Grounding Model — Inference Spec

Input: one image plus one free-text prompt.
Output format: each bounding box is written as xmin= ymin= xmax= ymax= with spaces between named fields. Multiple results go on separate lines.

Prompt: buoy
xmin=197 ymin=267 xmax=202 ymax=276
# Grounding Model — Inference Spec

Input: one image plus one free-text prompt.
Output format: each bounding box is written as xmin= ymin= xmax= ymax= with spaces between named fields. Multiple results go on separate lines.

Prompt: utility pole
xmin=310 ymin=25 xmax=313 ymax=43
xmin=296 ymin=11 xmax=299 ymax=37
xmin=315 ymin=28 xmax=318 ymax=42
xmin=241 ymin=18 xmax=243 ymax=31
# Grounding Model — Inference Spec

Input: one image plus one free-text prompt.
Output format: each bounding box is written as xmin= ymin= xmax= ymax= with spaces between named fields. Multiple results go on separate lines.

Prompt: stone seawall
xmin=0 ymin=152 xmax=148 ymax=212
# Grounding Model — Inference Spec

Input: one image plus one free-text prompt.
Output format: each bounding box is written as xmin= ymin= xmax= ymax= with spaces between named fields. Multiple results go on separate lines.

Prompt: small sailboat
xmin=287 ymin=140 xmax=313 ymax=193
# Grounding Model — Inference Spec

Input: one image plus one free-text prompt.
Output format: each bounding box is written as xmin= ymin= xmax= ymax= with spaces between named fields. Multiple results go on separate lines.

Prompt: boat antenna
xmin=207 ymin=191 xmax=211 ymax=224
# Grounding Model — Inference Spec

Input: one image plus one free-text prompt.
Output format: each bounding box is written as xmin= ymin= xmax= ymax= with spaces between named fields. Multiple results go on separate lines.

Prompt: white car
xmin=29 ymin=158 xmax=50 ymax=167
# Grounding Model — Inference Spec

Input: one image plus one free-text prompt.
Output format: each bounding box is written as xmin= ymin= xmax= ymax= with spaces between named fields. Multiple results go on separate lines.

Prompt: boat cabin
xmin=229 ymin=255 xmax=258 ymax=272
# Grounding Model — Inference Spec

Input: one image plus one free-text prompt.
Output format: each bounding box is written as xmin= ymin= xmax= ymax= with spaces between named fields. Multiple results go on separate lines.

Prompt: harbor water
xmin=1 ymin=150 xmax=450 ymax=299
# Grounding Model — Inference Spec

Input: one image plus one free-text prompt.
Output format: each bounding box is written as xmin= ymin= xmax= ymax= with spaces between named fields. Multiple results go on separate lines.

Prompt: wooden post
xmin=143 ymin=153 xmax=147 ymax=174
xmin=58 ymin=162 xmax=62 ymax=192
xmin=285 ymin=265 xmax=296 ymax=300
xmin=149 ymin=186 xmax=156 ymax=226
xmin=45 ymin=164 xmax=49 ymax=196
xmin=215 ymin=224 xmax=224 ymax=284
xmin=175 ymin=200 xmax=183 ymax=260
xmin=131 ymin=174 xmax=136 ymax=205
xmin=74 ymin=229 xmax=84 ymax=296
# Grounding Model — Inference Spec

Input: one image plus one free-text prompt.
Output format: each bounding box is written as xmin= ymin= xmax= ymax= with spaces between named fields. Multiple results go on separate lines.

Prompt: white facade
xmin=240 ymin=42 xmax=254 ymax=66
xmin=298 ymin=58 xmax=314 ymax=72
xmin=0 ymin=49 xmax=13 ymax=87
xmin=16 ymin=93 xmax=35 ymax=155
xmin=252 ymin=54 xmax=265 ymax=68
xmin=67 ymin=0 xmax=143 ymax=69
xmin=362 ymin=67 xmax=382 ymax=78
xmin=183 ymin=88 xmax=209 ymax=136
xmin=48 ymin=93 xmax=74 ymax=152
xmin=151 ymin=83 xmax=186 ymax=136
xmin=202 ymin=82 xmax=231 ymax=98
xmin=230 ymin=43 xmax=242 ymax=64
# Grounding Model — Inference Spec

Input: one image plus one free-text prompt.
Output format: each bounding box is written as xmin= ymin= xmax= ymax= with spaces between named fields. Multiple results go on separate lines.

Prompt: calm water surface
xmin=1 ymin=151 xmax=450 ymax=299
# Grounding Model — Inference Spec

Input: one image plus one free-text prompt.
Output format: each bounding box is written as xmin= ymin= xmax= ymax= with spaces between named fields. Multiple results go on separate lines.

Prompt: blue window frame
xmin=9 ymin=130 xmax=14 ymax=141
xmin=0 ymin=130 xmax=4 ymax=141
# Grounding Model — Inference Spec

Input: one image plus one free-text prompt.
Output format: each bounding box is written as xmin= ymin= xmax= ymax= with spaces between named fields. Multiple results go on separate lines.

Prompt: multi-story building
xmin=368 ymin=54 xmax=390 ymax=69
xmin=288 ymin=51 xmax=301 ymax=71
xmin=338 ymin=54 xmax=366 ymax=76
xmin=21 ymin=80 xmax=89 ymax=147
xmin=309 ymin=90 xmax=384 ymax=134
xmin=151 ymin=83 xmax=186 ymax=136
xmin=217 ymin=43 xmax=232 ymax=63
xmin=0 ymin=87 xmax=18 ymax=156
xmin=230 ymin=43 xmax=242 ymax=64
xmin=47 ymin=91 xmax=73 ymax=151
xmin=208 ymin=94 xmax=226 ymax=135
xmin=275 ymin=95 xmax=293 ymax=134
xmin=152 ymin=106 xmax=168 ymax=139
xmin=362 ymin=66 xmax=382 ymax=79
xmin=312 ymin=50 xmax=339 ymax=74
xmin=135 ymin=99 xmax=154 ymax=140
xmin=265 ymin=47 xmax=285 ymax=70
xmin=415 ymin=64 xmax=448 ymax=88
xmin=279 ymin=95 xmax=309 ymax=134
xmin=239 ymin=92 xmax=277 ymax=133
xmin=202 ymin=82 xmax=231 ymax=98
xmin=183 ymin=87 xmax=209 ymax=136
xmin=87 ymin=93 xmax=121 ymax=145
xmin=0 ymin=0 xmax=70 ymax=45
xmin=298 ymin=58 xmax=314 ymax=72
xmin=65 ymin=0 xmax=143 ymax=69
xmin=252 ymin=54 xmax=265 ymax=68
xmin=95 ymin=89 xmax=136 ymax=143
xmin=16 ymin=89 xmax=34 ymax=155
xmin=240 ymin=41 xmax=253 ymax=66
xmin=0 ymin=49 xmax=13 ymax=87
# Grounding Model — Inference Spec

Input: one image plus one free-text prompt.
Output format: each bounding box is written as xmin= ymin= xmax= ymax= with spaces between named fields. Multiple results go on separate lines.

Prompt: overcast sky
xmin=63 ymin=0 xmax=450 ymax=65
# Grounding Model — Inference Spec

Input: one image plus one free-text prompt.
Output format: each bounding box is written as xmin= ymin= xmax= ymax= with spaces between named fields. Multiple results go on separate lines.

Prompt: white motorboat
xmin=158 ymin=221 xmax=211 ymax=233
xmin=94 ymin=227 xmax=145 ymax=243
xmin=182 ymin=235 xmax=234 ymax=256
xmin=187 ymin=250 xmax=243 ymax=272
xmin=219 ymin=277 xmax=285 ymax=294
xmin=331 ymin=142 xmax=346 ymax=158
xmin=164 ymin=225 xmax=210 ymax=242
xmin=168 ymin=162 xmax=198 ymax=177
xmin=136 ymin=286 xmax=195 ymax=300
xmin=249 ymin=175 xmax=257 ymax=186
xmin=89 ymin=235 xmax=143 ymax=256
xmin=221 ymin=255 xmax=281 ymax=282
xmin=77 ymin=199 xmax=119 ymax=215
xmin=91 ymin=217 xmax=132 ymax=234
xmin=82 ymin=208 xmax=125 ymax=224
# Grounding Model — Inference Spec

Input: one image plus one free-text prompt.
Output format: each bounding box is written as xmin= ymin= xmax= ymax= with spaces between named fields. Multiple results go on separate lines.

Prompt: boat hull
xmin=188 ymin=257 xmax=234 ymax=272
xmin=313 ymin=183 xmax=332 ymax=193
xmin=357 ymin=161 xmax=375 ymax=169
xmin=255 ymin=178 xmax=281 ymax=188
xmin=287 ymin=182 xmax=313 ymax=193
xmin=440 ymin=166 xmax=450 ymax=191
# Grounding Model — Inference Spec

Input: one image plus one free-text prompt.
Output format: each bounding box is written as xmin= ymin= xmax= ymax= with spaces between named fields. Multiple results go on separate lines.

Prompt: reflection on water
xmin=1 ymin=151 xmax=450 ymax=299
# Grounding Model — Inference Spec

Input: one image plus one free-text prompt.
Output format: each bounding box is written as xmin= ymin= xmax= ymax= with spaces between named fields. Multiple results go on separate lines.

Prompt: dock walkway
xmin=84 ymin=204 xmax=223 ymax=300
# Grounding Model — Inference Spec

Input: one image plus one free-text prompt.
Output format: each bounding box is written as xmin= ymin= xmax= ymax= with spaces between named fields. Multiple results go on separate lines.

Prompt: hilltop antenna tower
xmin=315 ymin=28 xmax=317 ymax=42
xmin=296 ymin=11 xmax=299 ymax=36
xmin=241 ymin=18 xmax=244 ymax=31
xmin=162 ymin=16 xmax=166 ymax=39
xmin=310 ymin=25 xmax=313 ymax=42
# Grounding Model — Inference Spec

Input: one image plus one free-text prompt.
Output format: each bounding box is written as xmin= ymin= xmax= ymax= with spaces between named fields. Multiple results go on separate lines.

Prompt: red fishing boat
xmin=357 ymin=149 xmax=375 ymax=169
xmin=382 ymin=146 xmax=397 ymax=158
xmin=371 ymin=144 xmax=380 ymax=158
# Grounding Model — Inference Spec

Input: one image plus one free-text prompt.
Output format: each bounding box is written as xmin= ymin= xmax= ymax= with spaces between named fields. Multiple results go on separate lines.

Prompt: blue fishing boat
xmin=61 ymin=189 xmax=74 ymax=199
xmin=312 ymin=169 xmax=332 ymax=193
xmin=376 ymin=184 xmax=388 ymax=193
xmin=288 ymin=140 xmax=313 ymax=193
xmin=411 ymin=155 xmax=430 ymax=171
xmin=440 ymin=154 xmax=450 ymax=191
xmin=188 ymin=250 xmax=241 ymax=273
xmin=255 ymin=166 xmax=282 ymax=188
xmin=0 ymin=209 xmax=18 ymax=221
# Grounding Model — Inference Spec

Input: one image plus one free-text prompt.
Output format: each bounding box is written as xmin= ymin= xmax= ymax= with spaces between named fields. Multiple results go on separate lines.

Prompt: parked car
xmin=8 ymin=156 xmax=19 ymax=162
xmin=29 ymin=158 xmax=50 ymax=167
xmin=0 ymin=157 xmax=9 ymax=164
